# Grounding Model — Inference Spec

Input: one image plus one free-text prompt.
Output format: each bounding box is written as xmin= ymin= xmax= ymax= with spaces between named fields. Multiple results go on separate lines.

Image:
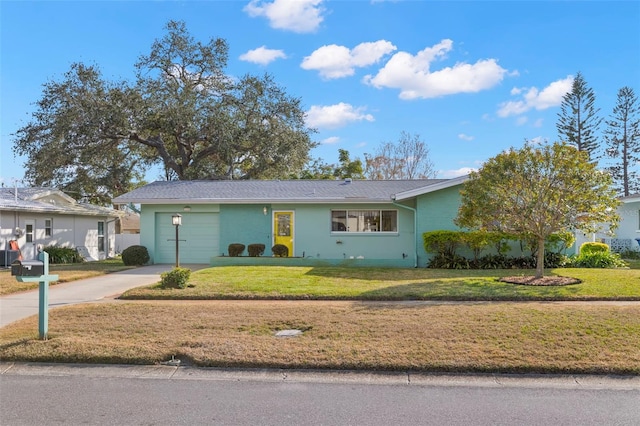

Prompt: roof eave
xmin=112 ymin=198 xmax=396 ymax=205
xmin=393 ymin=175 xmax=469 ymax=201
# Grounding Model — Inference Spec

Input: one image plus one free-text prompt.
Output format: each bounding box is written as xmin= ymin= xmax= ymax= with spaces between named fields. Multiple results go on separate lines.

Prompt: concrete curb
xmin=1 ymin=362 xmax=638 ymax=390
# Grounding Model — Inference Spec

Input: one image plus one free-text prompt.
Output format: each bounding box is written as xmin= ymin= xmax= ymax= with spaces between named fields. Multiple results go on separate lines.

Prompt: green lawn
xmin=122 ymin=265 xmax=640 ymax=301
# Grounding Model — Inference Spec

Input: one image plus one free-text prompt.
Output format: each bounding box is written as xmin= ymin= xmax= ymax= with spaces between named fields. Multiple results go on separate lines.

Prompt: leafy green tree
xmin=556 ymin=72 xmax=602 ymax=162
xmin=333 ymin=149 xmax=364 ymax=179
xmin=13 ymin=20 xmax=315 ymax=203
xmin=365 ymin=131 xmax=435 ymax=179
xmin=11 ymin=63 xmax=153 ymax=204
xmin=604 ymin=86 xmax=640 ymax=196
xmin=296 ymin=157 xmax=335 ymax=179
xmin=456 ymin=142 xmax=619 ymax=279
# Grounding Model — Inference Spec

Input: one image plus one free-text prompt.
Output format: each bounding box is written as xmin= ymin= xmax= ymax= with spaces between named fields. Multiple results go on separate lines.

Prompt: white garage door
xmin=155 ymin=213 xmax=219 ymax=264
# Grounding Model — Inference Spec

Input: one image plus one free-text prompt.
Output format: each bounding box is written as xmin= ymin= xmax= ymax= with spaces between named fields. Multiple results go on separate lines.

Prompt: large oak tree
xmin=456 ymin=142 xmax=619 ymax=279
xmin=13 ymin=20 xmax=315 ymax=204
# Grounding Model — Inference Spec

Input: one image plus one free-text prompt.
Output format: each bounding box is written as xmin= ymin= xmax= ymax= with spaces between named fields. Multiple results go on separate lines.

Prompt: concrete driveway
xmin=0 ymin=264 xmax=207 ymax=328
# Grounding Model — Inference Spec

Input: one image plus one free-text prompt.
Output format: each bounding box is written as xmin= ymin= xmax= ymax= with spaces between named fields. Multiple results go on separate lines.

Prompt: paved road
xmin=0 ymin=265 xmax=205 ymax=327
xmin=1 ymin=363 xmax=639 ymax=425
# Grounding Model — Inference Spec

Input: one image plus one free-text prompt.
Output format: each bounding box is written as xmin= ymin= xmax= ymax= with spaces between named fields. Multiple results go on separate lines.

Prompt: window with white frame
xmin=45 ymin=219 xmax=52 ymax=237
xmin=331 ymin=209 xmax=398 ymax=233
xmin=98 ymin=221 xmax=105 ymax=252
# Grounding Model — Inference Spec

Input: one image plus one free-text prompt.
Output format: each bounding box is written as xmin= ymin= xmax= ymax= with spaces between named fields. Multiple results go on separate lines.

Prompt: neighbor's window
xmin=25 ymin=224 xmax=33 ymax=243
xmin=98 ymin=221 xmax=105 ymax=252
xmin=44 ymin=219 xmax=52 ymax=237
xmin=331 ymin=210 xmax=397 ymax=233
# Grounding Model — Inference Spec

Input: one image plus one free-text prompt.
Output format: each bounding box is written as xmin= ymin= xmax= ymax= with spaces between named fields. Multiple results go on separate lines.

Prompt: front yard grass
xmin=0 ymin=259 xmax=134 ymax=296
xmin=1 ymin=301 xmax=639 ymax=374
xmin=121 ymin=266 xmax=640 ymax=301
xmin=2 ymin=263 xmax=639 ymax=374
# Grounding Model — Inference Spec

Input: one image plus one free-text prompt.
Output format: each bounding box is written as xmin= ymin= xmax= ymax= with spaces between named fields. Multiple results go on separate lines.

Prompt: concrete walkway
xmin=0 ymin=265 xmax=208 ymax=328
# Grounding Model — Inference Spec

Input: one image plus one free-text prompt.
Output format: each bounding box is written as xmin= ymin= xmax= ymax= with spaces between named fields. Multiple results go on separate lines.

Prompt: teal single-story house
xmin=112 ymin=176 xmax=468 ymax=267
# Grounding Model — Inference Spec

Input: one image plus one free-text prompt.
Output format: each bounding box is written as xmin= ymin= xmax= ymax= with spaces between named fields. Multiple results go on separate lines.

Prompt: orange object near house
xmin=8 ymin=240 xmax=22 ymax=260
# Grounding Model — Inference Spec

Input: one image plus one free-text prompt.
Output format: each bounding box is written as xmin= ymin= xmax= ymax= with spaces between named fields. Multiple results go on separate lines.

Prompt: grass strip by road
xmin=121 ymin=266 xmax=640 ymax=301
xmin=1 ymin=301 xmax=639 ymax=375
xmin=0 ymin=259 xmax=134 ymax=296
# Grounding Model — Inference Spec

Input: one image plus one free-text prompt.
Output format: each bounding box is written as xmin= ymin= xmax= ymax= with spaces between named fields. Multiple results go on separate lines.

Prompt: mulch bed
xmin=499 ymin=275 xmax=582 ymax=286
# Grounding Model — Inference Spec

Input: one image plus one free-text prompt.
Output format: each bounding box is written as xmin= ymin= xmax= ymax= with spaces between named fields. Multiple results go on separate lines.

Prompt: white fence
xmin=114 ymin=234 xmax=140 ymax=254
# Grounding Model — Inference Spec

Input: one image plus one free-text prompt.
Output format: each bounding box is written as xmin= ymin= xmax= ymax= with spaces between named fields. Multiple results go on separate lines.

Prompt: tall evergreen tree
xmin=604 ymin=86 xmax=640 ymax=196
xmin=556 ymin=72 xmax=602 ymax=162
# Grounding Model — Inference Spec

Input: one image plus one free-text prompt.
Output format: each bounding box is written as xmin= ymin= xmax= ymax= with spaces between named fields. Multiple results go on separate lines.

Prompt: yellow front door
xmin=273 ymin=211 xmax=294 ymax=257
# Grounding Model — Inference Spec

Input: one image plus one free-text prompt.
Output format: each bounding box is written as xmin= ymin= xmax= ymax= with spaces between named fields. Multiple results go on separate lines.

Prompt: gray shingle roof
xmin=0 ymin=187 xmax=119 ymax=217
xmin=112 ymin=179 xmax=452 ymax=204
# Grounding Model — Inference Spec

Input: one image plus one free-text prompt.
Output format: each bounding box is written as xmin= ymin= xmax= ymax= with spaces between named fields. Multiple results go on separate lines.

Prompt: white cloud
xmin=239 ymin=46 xmax=287 ymax=65
xmin=497 ymin=76 xmax=573 ymax=117
xmin=458 ymin=133 xmax=474 ymax=141
xmin=301 ymin=40 xmax=396 ymax=79
xmin=364 ymin=39 xmax=508 ymax=99
xmin=244 ymin=0 xmax=325 ymax=33
xmin=305 ymin=103 xmax=374 ymax=129
xmin=321 ymin=136 xmax=340 ymax=145
xmin=516 ymin=116 xmax=528 ymax=126
xmin=528 ymin=137 xmax=547 ymax=145
xmin=438 ymin=167 xmax=476 ymax=178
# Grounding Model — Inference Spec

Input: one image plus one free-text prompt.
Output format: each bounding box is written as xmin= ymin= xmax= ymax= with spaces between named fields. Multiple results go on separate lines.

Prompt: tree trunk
xmin=535 ymin=237 xmax=545 ymax=279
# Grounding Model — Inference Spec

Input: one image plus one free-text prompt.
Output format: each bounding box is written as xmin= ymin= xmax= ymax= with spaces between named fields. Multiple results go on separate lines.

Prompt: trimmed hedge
xmin=42 ymin=246 xmax=84 ymax=264
xmin=272 ymin=244 xmax=288 ymax=257
xmin=228 ymin=244 xmax=245 ymax=257
xmin=423 ymin=230 xmax=573 ymax=270
xmin=121 ymin=245 xmax=150 ymax=266
xmin=579 ymin=242 xmax=610 ymax=255
xmin=248 ymin=243 xmax=266 ymax=257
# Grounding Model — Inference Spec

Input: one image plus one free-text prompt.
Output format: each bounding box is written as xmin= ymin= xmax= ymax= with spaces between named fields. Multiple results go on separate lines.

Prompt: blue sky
xmin=1 ymin=0 xmax=639 ymax=186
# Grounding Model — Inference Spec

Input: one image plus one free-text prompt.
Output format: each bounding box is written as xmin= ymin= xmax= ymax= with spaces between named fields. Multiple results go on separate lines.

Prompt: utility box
xmin=11 ymin=260 xmax=45 ymax=277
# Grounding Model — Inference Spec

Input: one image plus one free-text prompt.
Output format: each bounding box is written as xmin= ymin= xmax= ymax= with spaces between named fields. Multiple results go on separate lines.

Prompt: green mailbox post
xmin=11 ymin=249 xmax=59 ymax=340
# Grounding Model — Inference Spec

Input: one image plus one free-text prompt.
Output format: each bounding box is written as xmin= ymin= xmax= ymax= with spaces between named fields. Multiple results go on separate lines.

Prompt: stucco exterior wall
xmin=0 ymin=211 xmax=115 ymax=261
xmin=218 ymin=203 xmax=416 ymax=266
xmin=141 ymin=202 xmax=418 ymax=266
xmin=415 ymin=185 xmax=463 ymax=267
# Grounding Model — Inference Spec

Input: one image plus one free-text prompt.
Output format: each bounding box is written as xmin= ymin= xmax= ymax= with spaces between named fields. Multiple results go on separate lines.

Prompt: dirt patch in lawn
xmin=500 ymin=275 xmax=581 ymax=286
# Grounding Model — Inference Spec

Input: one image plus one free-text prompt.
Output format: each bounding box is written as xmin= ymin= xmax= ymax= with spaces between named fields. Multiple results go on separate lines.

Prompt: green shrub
xmin=272 ymin=244 xmax=289 ymax=257
xmin=248 ymin=243 xmax=265 ymax=257
xmin=427 ymin=253 xmax=469 ymax=269
xmin=121 ymin=245 xmax=150 ymax=266
xmin=42 ymin=246 xmax=84 ymax=264
xmin=160 ymin=267 xmax=191 ymax=289
xmin=422 ymin=230 xmax=464 ymax=257
xmin=544 ymin=252 xmax=570 ymax=268
xmin=579 ymin=242 xmax=609 ymax=255
xmin=618 ymin=249 xmax=640 ymax=260
xmin=462 ymin=231 xmax=491 ymax=261
xmin=546 ymin=231 xmax=575 ymax=253
xmin=477 ymin=254 xmax=509 ymax=269
xmin=570 ymin=252 xmax=628 ymax=268
xmin=228 ymin=243 xmax=245 ymax=257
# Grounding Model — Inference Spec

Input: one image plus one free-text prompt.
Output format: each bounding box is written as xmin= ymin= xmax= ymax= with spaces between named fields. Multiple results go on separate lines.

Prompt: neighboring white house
xmin=574 ymin=193 xmax=640 ymax=253
xmin=0 ymin=187 xmax=120 ymax=265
